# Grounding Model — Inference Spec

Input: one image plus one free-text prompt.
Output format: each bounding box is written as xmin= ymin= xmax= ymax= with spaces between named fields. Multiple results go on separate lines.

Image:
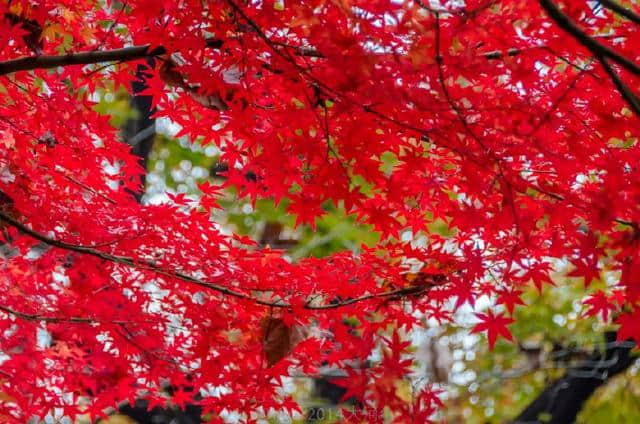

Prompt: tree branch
xmin=0 ymin=39 xmax=318 ymax=77
xmin=513 ymin=331 xmax=636 ymax=424
xmin=539 ymin=0 xmax=640 ymax=116
xmin=598 ymin=55 xmax=640 ymax=116
xmin=0 ymin=304 xmax=101 ymax=323
xmin=539 ymin=0 xmax=640 ymax=75
xmin=0 ymin=211 xmax=431 ymax=310
xmin=0 ymin=45 xmax=164 ymax=76
xmin=434 ymin=12 xmax=486 ymax=149
xmin=598 ymin=0 xmax=640 ymax=25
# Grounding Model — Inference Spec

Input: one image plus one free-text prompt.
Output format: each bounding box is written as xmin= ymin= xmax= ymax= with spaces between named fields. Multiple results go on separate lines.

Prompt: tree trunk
xmin=514 ymin=331 xmax=636 ymax=424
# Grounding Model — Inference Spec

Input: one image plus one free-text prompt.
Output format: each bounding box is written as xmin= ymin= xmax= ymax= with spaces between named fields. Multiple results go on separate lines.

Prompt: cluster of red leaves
xmin=1 ymin=0 xmax=640 ymax=422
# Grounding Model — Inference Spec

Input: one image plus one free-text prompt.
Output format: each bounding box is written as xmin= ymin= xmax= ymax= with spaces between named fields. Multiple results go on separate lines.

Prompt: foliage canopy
xmin=1 ymin=0 xmax=640 ymax=422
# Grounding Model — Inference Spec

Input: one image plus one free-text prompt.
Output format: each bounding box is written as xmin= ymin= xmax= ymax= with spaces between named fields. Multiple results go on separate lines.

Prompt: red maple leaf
xmin=496 ymin=288 xmax=525 ymax=315
xmin=471 ymin=310 xmax=515 ymax=349
xmin=617 ymin=310 xmax=640 ymax=344
xmin=583 ymin=290 xmax=617 ymax=322
xmin=3 ymin=0 xmax=640 ymax=421
xmin=568 ymin=257 xmax=601 ymax=287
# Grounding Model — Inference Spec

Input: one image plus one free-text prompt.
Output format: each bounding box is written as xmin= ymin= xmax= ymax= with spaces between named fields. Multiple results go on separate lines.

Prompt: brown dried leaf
xmin=261 ymin=316 xmax=308 ymax=367
xmin=261 ymin=316 xmax=291 ymax=367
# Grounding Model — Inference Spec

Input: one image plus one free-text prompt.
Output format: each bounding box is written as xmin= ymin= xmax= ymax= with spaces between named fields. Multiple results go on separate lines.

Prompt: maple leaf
xmin=616 ymin=310 xmax=640 ymax=344
xmin=198 ymin=180 xmax=223 ymax=198
xmin=583 ymin=290 xmax=617 ymax=322
xmin=287 ymin=195 xmax=324 ymax=230
xmin=170 ymin=387 xmax=194 ymax=410
xmin=610 ymin=289 xmax=626 ymax=308
xmin=381 ymin=330 xmax=413 ymax=375
xmin=166 ymin=192 xmax=192 ymax=206
xmin=521 ymin=264 xmax=555 ymax=293
xmin=414 ymin=385 xmax=444 ymax=422
xmin=198 ymin=181 xmax=224 ymax=211
xmin=568 ymin=257 xmax=601 ymax=287
xmin=471 ymin=310 xmax=515 ymax=350
xmin=145 ymin=393 xmax=168 ymax=412
xmin=330 ymin=368 xmax=368 ymax=404
xmin=450 ymin=279 xmax=477 ymax=309
xmin=2 ymin=0 xmax=640 ymax=421
xmin=496 ymin=288 xmax=525 ymax=315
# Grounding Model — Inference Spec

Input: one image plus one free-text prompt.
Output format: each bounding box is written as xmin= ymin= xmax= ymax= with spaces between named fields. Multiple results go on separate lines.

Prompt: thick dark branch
xmin=539 ymin=0 xmax=640 ymax=75
xmin=0 ymin=45 xmax=165 ymax=76
xmin=598 ymin=0 xmax=640 ymax=25
xmin=0 ymin=38 xmax=316 ymax=77
xmin=0 ymin=211 xmax=431 ymax=310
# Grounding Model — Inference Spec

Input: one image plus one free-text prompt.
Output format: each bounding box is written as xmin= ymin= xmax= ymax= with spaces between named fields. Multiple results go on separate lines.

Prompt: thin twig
xmin=92 ymin=1 xmax=128 ymax=51
xmin=0 ymin=211 xmax=431 ymax=310
xmin=60 ymin=173 xmax=117 ymax=205
xmin=0 ymin=304 xmax=109 ymax=324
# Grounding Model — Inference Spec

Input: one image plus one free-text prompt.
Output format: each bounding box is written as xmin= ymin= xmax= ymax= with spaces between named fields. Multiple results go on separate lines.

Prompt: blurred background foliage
xmin=443 ymin=273 xmax=640 ymax=423
xmin=93 ymin=89 xmax=640 ymax=424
